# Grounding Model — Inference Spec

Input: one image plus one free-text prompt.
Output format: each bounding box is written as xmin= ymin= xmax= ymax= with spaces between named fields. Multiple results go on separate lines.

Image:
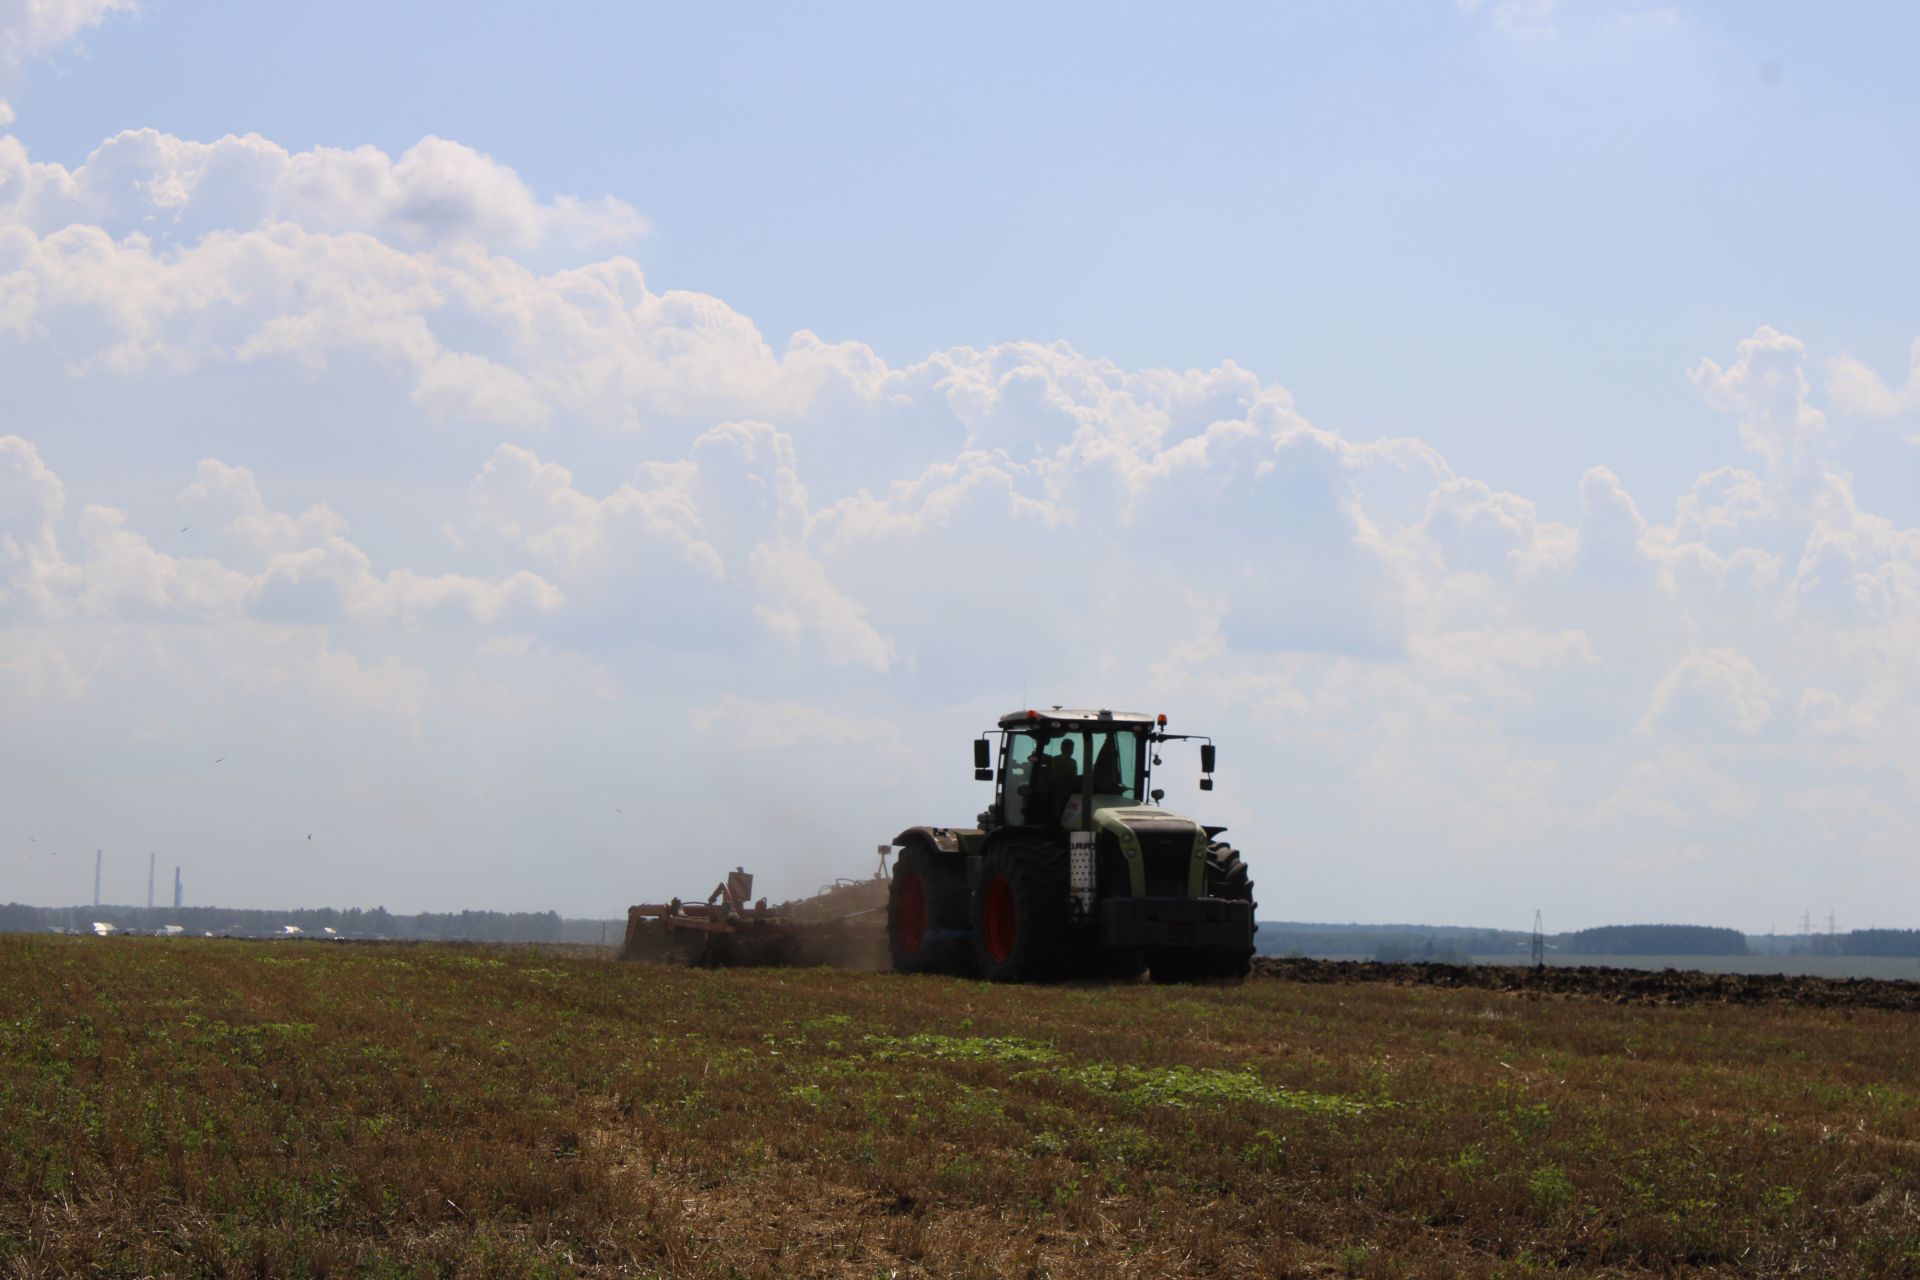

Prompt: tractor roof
xmin=997 ymin=708 xmax=1159 ymax=731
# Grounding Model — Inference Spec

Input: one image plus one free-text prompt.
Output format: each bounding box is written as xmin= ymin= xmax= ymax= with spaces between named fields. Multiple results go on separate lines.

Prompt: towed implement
xmin=621 ymin=863 xmax=891 ymax=969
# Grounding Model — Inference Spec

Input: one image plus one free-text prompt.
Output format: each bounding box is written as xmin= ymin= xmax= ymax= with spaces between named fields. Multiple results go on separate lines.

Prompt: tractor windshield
xmin=1001 ymin=726 xmax=1146 ymax=826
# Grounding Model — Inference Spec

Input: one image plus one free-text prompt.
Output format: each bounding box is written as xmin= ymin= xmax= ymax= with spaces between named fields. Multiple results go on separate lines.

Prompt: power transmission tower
xmin=1530 ymin=910 xmax=1545 ymax=969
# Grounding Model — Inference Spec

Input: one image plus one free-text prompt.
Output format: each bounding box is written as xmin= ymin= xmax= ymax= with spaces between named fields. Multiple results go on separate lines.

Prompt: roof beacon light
xmin=1156 ymin=713 xmax=1167 ymax=726
xmin=1027 ymin=709 xmax=1040 ymax=721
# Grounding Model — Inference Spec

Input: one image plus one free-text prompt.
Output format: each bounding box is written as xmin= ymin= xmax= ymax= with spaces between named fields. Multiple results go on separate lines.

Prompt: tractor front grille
xmin=1133 ymin=825 xmax=1196 ymax=899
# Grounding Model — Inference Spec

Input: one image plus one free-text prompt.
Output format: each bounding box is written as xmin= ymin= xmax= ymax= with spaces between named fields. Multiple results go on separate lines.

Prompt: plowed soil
xmin=1255 ymin=954 xmax=1920 ymax=1011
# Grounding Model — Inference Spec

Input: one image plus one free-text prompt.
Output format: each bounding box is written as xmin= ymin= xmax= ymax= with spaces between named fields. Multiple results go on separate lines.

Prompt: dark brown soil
xmin=1254 ymin=955 xmax=1920 ymax=1012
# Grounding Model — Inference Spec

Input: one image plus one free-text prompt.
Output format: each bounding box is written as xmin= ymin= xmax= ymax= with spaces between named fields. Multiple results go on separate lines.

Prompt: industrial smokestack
xmin=174 ymin=866 xmax=183 ymax=909
xmin=147 ymin=852 xmax=156 ymax=910
xmin=94 ymin=849 xmax=102 ymax=907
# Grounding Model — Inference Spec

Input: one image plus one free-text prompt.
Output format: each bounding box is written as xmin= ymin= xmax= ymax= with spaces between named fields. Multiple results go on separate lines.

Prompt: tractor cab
xmin=977 ymin=707 xmax=1213 ymax=832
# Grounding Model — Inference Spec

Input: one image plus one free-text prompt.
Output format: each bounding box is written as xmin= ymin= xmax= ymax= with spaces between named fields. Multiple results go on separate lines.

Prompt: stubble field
xmin=2 ymin=936 xmax=1917 ymax=1278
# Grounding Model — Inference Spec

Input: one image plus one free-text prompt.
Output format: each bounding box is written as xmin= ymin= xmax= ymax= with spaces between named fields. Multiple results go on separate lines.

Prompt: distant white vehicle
xmin=91 ymin=922 xmax=115 ymax=936
xmin=281 ymin=925 xmax=303 ymax=936
xmin=162 ymin=925 xmax=185 ymax=936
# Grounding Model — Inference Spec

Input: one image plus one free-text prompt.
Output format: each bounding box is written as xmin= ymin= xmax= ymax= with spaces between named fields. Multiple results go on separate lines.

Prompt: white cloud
xmin=2 ymin=441 xmax=561 ymax=634
xmin=0 ymin=196 xmax=836 ymax=429
xmin=1639 ymin=648 xmax=1776 ymax=737
xmin=749 ymin=540 xmax=896 ymax=672
xmin=0 ymin=428 xmax=62 ymax=544
xmin=688 ymin=695 xmax=905 ymax=752
xmin=1797 ymin=687 xmax=1873 ymax=739
xmin=1457 ymin=0 xmax=1561 ymax=38
xmin=1423 ymin=476 xmax=1577 ymax=579
xmin=1827 ymin=338 xmax=1920 ymax=426
xmin=470 ymin=442 xmax=720 ymax=577
xmin=0 ymin=0 xmax=132 ymax=121
xmin=1575 ymin=465 xmax=1655 ymax=583
xmin=1591 ymin=748 xmax=1762 ymax=834
xmin=2 ymin=130 xmax=647 ymax=257
xmin=467 ymin=428 xmax=896 ymax=669
xmin=0 ymin=0 xmax=131 ymax=61
xmin=1689 ymin=325 xmax=1828 ymax=473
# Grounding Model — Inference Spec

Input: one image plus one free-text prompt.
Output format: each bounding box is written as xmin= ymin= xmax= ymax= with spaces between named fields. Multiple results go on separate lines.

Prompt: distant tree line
xmin=1371 ymin=937 xmax=1475 ymax=965
xmin=1254 ymin=921 xmax=1920 ymax=962
xmin=1253 ymin=921 xmax=1813 ymax=962
xmin=1256 ymin=926 xmax=1527 ymax=961
xmin=1552 ymin=925 xmax=1748 ymax=956
xmin=1827 ymin=929 xmax=1920 ymax=958
xmin=0 ymin=903 xmax=622 ymax=943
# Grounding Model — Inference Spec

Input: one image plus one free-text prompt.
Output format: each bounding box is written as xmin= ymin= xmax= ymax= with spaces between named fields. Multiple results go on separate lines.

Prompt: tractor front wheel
xmin=1146 ymin=844 xmax=1256 ymax=984
xmin=971 ymin=837 xmax=1068 ymax=983
xmin=1203 ymin=841 xmax=1256 ymax=982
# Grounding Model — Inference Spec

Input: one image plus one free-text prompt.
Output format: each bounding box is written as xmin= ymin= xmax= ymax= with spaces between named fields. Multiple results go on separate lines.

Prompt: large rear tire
xmin=971 ymin=836 xmax=1068 ymax=983
xmin=890 ymin=844 xmax=972 ymax=975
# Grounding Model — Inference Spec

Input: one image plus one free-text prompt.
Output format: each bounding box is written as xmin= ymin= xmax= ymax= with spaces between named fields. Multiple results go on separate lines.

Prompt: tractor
xmin=887 ymin=708 xmax=1255 ymax=983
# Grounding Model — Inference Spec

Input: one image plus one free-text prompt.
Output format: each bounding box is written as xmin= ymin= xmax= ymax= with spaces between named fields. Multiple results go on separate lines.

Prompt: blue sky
xmin=4 ymin=1 xmax=1920 ymax=929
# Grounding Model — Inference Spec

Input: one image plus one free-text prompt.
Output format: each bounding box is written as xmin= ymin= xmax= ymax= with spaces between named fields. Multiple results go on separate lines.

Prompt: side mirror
xmin=1200 ymin=743 xmax=1216 ymax=774
xmin=1199 ymin=778 xmax=1214 ymax=791
xmin=974 ymin=738 xmax=991 ymax=769
xmin=975 ymin=769 xmax=993 ymax=781
xmin=1150 ymin=788 xmax=1165 ymax=803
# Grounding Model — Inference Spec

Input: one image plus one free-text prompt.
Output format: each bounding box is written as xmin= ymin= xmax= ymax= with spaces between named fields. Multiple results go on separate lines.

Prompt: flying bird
xmin=213 ymin=756 xmax=226 ymax=764
xmin=180 ymin=525 xmax=190 ymax=532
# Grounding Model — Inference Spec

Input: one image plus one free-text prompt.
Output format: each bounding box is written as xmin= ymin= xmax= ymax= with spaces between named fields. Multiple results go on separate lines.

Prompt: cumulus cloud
xmin=0 ymin=0 xmax=132 ymax=121
xmin=1 ymin=130 xmax=647 ymax=257
xmin=470 ymin=442 xmax=719 ymax=576
xmin=1827 ymin=338 xmax=1920 ymax=425
xmin=1575 ymin=465 xmax=1655 ymax=583
xmin=469 ymin=427 xmax=895 ymax=669
xmin=1457 ymin=0 xmax=1561 ymax=38
xmin=2 ymin=439 xmax=561 ymax=634
xmin=688 ymin=695 xmax=906 ymax=752
xmin=1639 ymin=648 xmax=1776 ymax=737
xmin=1423 ymin=477 xmax=1577 ymax=579
xmin=0 ymin=0 xmax=129 ymax=61
xmin=0 ymin=190 xmax=822 ymax=428
xmin=1689 ymin=325 xmax=1828 ymax=473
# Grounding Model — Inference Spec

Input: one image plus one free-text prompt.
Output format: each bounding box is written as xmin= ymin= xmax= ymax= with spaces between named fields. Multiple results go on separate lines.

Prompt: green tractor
xmin=887 ymin=707 xmax=1255 ymax=983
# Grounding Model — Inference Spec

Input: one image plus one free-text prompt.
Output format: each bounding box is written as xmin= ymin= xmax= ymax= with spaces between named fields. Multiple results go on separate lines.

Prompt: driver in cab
xmin=1033 ymin=737 xmax=1080 ymax=826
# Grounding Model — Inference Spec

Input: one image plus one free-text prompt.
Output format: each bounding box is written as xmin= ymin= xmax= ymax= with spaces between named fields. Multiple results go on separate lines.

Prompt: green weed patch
xmin=1027 ymin=1060 xmax=1366 ymax=1114
xmin=861 ymin=1032 xmax=1061 ymax=1063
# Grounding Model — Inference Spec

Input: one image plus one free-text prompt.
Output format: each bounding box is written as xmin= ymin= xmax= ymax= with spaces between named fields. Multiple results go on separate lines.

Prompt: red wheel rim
xmin=897 ymin=873 xmax=927 ymax=954
xmin=984 ymin=876 xmax=1016 ymax=963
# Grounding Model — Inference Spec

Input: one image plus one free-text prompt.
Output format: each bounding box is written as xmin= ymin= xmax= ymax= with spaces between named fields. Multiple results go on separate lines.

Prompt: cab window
xmin=1000 ymin=731 xmax=1039 ymax=825
xmin=1085 ymin=729 xmax=1143 ymax=802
